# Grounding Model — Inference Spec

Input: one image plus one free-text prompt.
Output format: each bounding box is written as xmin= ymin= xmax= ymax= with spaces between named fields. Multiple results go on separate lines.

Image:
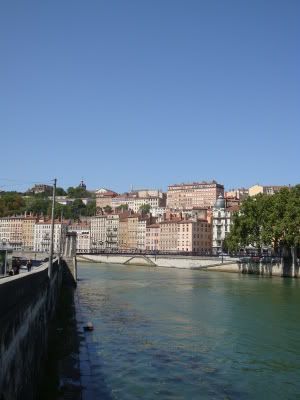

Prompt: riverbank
xmin=77 ymin=254 xmax=299 ymax=278
xmin=77 ymin=253 xmax=230 ymax=269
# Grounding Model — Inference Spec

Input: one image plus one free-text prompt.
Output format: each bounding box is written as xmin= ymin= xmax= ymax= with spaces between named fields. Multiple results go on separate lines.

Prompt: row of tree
xmin=0 ymin=191 xmax=151 ymax=219
xmin=225 ymin=186 xmax=300 ymax=256
xmin=28 ymin=186 xmax=94 ymax=199
xmin=0 ymin=191 xmax=96 ymax=219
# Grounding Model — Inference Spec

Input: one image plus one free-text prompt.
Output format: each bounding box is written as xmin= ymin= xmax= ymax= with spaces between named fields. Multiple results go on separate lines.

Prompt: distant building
xmin=146 ymin=224 xmax=160 ymax=251
xmin=54 ymin=196 xmax=93 ymax=206
xmin=95 ymin=188 xmax=118 ymax=210
xmin=135 ymin=189 xmax=164 ymax=198
xmin=119 ymin=216 xmax=129 ymax=250
xmin=212 ymin=196 xmax=239 ymax=254
xmin=33 ymin=220 xmax=67 ymax=253
xmin=0 ymin=216 xmax=24 ymax=250
xmin=248 ymin=184 xmax=288 ymax=197
xmin=177 ymin=219 xmax=212 ymax=253
xmin=68 ymin=222 xmax=91 ymax=253
xmin=149 ymin=207 xmax=167 ymax=218
xmin=90 ymin=215 xmax=107 ymax=250
xmin=27 ymin=184 xmax=52 ymax=195
xmin=167 ymin=181 xmax=224 ymax=209
xmin=127 ymin=215 xmax=140 ymax=250
xmin=225 ymin=188 xmax=249 ymax=200
xmin=159 ymin=219 xmax=181 ymax=252
xmin=78 ymin=180 xmax=87 ymax=190
xmin=106 ymin=214 xmax=119 ymax=250
xmin=111 ymin=190 xmax=166 ymax=213
xmin=22 ymin=217 xmax=37 ymax=251
xmin=53 ymin=196 xmax=74 ymax=206
xmin=137 ymin=218 xmax=148 ymax=250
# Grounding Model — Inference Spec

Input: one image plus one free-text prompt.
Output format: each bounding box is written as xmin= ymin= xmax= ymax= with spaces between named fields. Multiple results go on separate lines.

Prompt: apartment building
xmin=136 ymin=189 xmax=164 ymax=198
xmin=225 ymin=188 xmax=249 ymax=200
xmin=137 ymin=218 xmax=148 ymax=250
xmin=106 ymin=214 xmax=119 ymax=250
xmin=177 ymin=219 xmax=212 ymax=253
xmin=0 ymin=217 xmax=24 ymax=250
xmin=111 ymin=196 xmax=135 ymax=211
xmin=22 ymin=217 xmax=36 ymax=251
xmin=119 ymin=217 xmax=129 ymax=250
xmin=127 ymin=215 xmax=139 ymax=250
xmin=132 ymin=197 xmax=166 ymax=213
xmin=212 ymin=196 xmax=239 ymax=254
xmin=95 ymin=188 xmax=118 ymax=209
xmin=159 ymin=219 xmax=181 ymax=252
xmin=90 ymin=215 xmax=107 ymax=250
xmin=33 ymin=220 xmax=67 ymax=253
xmin=111 ymin=190 xmax=166 ymax=213
xmin=248 ymin=184 xmax=288 ymax=197
xmin=68 ymin=222 xmax=91 ymax=253
xmin=167 ymin=181 xmax=224 ymax=209
xmin=150 ymin=207 xmax=167 ymax=217
xmin=146 ymin=224 xmax=160 ymax=251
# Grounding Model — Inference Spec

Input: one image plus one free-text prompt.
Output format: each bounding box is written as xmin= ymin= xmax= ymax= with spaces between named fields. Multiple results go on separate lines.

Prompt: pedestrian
xmin=26 ymin=259 xmax=33 ymax=272
xmin=12 ymin=258 xmax=21 ymax=275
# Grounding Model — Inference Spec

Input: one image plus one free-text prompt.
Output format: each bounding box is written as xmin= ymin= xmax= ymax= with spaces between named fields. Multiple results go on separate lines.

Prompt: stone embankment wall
xmin=77 ymin=254 xmax=225 ymax=269
xmin=206 ymin=260 xmax=299 ymax=278
xmin=78 ymin=254 xmax=299 ymax=278
xmin=0 ymin=258 xmax=75 ymax=400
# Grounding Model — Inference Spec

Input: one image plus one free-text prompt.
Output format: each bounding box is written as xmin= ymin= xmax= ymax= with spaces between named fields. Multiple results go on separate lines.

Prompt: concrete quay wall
xmin=206 ymin=261 xmax=299 ymax=278
xmin=0 ymin=260 xmax=65 ymax=400
xmin=77 ymin=254 xmax=228 ymax=269
xmin=78 ymin=254 xmax=299 ymax=278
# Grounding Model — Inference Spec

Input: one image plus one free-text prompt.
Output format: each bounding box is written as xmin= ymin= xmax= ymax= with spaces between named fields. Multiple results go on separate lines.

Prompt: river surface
xmin=77 ymin=263 xmax=300 ymax=400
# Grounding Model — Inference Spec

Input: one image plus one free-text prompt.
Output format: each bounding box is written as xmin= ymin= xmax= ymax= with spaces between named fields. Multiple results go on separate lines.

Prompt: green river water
xmin=77 ymin=262 xmax=300 ymax=400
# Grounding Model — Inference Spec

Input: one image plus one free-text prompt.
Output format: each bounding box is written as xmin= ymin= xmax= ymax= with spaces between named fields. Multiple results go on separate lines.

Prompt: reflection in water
xmin=78 ymin=263 xmax=300 ymax=400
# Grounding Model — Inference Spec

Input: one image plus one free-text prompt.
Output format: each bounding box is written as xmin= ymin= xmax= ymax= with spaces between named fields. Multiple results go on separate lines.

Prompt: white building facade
xmin=137 ymin=219 xmax=147 ymax=250
xmin=91 ymin=215 xmax=107 ymax=251
xmin=33 ymin=221 xmax=67 ymax=253
xmin=212 ymin=197 xmax=233 ymax=254
xmin=0 ymin=217 xmax=24 ymax=250
xmin=106 ymin=215 xmax=119 ymax=250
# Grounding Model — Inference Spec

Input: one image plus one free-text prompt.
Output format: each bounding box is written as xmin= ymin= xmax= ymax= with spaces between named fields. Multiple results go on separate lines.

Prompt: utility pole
xmin=48 ymin=178 xmax=57 ymax=278
xmin=59 ymin=208 xmax=64 ymax=261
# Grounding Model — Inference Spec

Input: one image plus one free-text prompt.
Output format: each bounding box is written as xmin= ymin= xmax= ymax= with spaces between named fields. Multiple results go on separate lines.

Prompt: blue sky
xmin=1 ymin=0 xmax=299 ymax=192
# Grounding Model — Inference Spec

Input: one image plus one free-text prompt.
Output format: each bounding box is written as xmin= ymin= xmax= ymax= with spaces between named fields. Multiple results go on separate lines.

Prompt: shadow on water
xmin=77 ymin=331 xmax=114 ymax=400
xmin=36 ymin=285 xmax=81 ymax=400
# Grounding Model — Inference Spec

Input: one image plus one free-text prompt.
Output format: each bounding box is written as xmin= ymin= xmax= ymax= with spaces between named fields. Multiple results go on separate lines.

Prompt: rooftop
xmin=168 ymin=180 xmax=223 ymax=188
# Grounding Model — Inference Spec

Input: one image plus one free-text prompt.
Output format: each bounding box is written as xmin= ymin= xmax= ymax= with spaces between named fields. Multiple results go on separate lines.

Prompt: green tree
xmin=67 ymin=186 xmax=91 ymax=198
xmin=85 ymin=200 xmax=96 ymax=216
xmin=116 ymin=204 xmax=129 ymax=212
xmin=226 ymin=186 xmax=300 ymax=258
xmin=26 ymin=197 xmax=51 ymax=216
xmin=56 ymin=187 xmax=67 ymax=196
xmin=139 ymin=204 xmax=151 ymax=214
xmin=0 ymin=192 xmax=26 ymax=216
xmin=103 ymin=205 xmax=112 ymax=214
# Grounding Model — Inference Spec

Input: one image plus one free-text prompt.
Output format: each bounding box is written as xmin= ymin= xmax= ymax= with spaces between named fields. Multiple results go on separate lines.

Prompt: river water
xmin=77 ymin=263 xmax=300 ymax=400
